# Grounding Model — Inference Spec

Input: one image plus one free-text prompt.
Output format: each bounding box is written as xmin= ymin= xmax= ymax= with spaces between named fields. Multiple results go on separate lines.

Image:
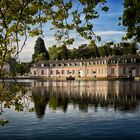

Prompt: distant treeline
xmin=32 ymin=37 xmax=138 ymax=62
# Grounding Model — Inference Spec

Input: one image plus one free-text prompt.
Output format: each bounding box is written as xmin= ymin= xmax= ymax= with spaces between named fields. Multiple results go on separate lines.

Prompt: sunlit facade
xmin=30 ymin=54 xmax=140 ymax=79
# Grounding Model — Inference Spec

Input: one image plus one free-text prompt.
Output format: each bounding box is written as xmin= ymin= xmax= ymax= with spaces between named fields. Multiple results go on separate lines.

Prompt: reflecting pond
xmin=0 ymin=80 xmax=140 ymax=140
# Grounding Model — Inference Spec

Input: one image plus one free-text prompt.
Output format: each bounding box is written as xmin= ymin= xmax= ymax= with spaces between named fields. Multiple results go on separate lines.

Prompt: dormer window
xmin=125 ymin=59 xmax=127 ymax=63
xmin=41 ymin=63 xmax=44 ymax=67
xmin=134 ymin=58 xmax=136 ymax=63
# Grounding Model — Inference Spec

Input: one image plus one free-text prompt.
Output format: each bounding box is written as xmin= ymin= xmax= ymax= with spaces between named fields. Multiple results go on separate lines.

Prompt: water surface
xmin=0 ymin=80 xmax=140 ymax=140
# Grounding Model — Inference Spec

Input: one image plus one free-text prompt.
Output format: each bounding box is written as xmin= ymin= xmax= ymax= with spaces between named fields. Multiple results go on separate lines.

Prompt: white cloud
xmin=95 ymin=31 xmax=125 ymax=36
xmin=101 ymin=12 xmax=122 ymax=17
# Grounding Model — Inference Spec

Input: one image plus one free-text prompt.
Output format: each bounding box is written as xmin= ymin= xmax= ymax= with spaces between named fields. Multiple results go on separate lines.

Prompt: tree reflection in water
xmin=31 ymin=80 xmax=140 ymax=117
xmin=1 ymin=80 xmax=140 ymax=124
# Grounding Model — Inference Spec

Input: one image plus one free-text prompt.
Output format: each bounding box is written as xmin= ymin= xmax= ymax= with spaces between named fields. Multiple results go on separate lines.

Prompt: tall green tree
xmin=32 ymin=37 xmax=49 ymax=62
xmin=121 ymin=0 xmax=140 ymax=43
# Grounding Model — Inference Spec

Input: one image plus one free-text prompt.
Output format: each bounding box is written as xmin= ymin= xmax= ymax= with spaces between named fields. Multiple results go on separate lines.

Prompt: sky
xmin=19 ymin=0 xmax=125 ymax=62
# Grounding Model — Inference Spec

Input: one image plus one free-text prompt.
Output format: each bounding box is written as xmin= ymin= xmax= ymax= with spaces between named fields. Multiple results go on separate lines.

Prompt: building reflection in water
xmin=30 ymin=80 xmax=140 ymax=118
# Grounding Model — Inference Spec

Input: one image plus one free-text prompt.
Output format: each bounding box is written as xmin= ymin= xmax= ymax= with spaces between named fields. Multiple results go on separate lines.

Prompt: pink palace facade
xmin=30 ymin=54 xmax=140 ymax=79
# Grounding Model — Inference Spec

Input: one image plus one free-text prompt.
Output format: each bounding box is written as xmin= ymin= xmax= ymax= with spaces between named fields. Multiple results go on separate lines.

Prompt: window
xmin=41 ymin=63 xmax=44 ymax=67
xmin=87 ymin=69 xmax=88 ymax=74
xmin=134 ymin=59 xmax=136 ymax=63
xmin=111 ymin=68 xmax=115 ymax=74
xmin=98 ymin=69 xmax=100 ymax=74
xmin=34 ymin=71 xmax=36 ymax=75
xmin=102 ymin=68 xmax=104 ymax=74
xmin=125 ymin=59 xmax=127 ymax=63
xmin=41 ymin=70 xmax=44 ymax=75
xmin=80 ymin=62 xmax=83 ymax=66
xmin=67 ymin=70 xmax=69 ymax=74
xmin=50 ymin=70 xmax=53 ymax=74
xmin=56 ymin=70 xmax=59 ymax=75
xmin=122 ymin=67 xmax=127 ymax=74
xmin=72 ymin=70 xmax=75 ymax=74
xmin=62 ymin=70 xmax=65 ymax=74
xmin=41 ymin=82 xmax=44 ymax=86
xmin=87 ymin=62 xmax=90 ymax=65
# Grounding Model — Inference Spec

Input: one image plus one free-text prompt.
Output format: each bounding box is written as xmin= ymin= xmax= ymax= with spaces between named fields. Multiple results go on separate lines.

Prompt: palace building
xmin=30 ymin=54 xmax=140 ymax=79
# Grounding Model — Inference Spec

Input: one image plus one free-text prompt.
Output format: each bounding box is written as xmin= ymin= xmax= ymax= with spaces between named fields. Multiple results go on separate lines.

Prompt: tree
xmin=49 ymin=45 xmax=70 ymax=60
xmin=89 ymin=41 xmax=100 ymax=57
xmin=0 ymin=0 xmax=109 ymax=75
xmin=119 ymin=42 xmax=137 ymax=54
xmin=48 ymin=45 xmax=58 ymax=60
xmin=121 ymin=0 xmax=140 ymax=43
xmin=15 ymin=62 xmax=31 ymax=76
xmin=32 ymin=37 xmax=49 ymax=62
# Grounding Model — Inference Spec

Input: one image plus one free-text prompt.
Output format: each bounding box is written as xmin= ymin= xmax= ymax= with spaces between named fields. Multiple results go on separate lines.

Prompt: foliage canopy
xmin=121 ymin=0 xmax=140 ymax=43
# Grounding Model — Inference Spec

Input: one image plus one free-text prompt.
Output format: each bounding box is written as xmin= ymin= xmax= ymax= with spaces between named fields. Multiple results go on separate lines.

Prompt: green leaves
xmin=29 ymin=29 xmax=42 ymax=37
xmin=121 ymin=0 xmax=140 ymax=43
xmin=0 ymin=0 xmax=109 ymax=76
xmin=0 ymin=119 xmax=9 ymax=126
xmin=102 ymin=6 xmax=109 ymax=12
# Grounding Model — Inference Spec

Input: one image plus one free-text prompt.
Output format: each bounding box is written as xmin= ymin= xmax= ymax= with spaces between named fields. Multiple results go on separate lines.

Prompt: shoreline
xmin=0 ymin=76 xmax=137 ymax=81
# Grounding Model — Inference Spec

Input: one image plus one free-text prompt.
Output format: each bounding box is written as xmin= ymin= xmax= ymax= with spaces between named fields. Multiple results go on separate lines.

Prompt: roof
xmin=31 ymin=54 xmax=140 ymax=67
xmin=118 ymin=54 xmax=140 ymax=60
xmin=32 ymin=56 xmax=112 ymax=65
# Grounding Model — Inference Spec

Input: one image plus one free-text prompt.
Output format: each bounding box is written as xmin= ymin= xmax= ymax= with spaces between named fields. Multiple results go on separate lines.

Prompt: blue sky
xmin=19 ymin=0 xmax=125 ymax=62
